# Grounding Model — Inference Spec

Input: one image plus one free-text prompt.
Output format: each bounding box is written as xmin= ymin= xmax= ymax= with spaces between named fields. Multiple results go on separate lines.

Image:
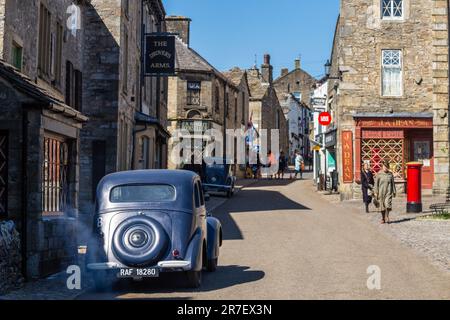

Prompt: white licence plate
xmin=117 ymin=268 xmax=160 ymax=278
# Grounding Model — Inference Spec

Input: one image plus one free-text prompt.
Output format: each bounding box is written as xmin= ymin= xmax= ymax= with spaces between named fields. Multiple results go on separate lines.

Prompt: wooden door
xmin=411 ymin=138 xmax=434 ymax=189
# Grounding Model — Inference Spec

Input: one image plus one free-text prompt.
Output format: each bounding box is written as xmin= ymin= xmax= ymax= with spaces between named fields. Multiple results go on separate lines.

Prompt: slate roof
xmin=246 ymin=69 xmax=269 ymax=100
xmin=175 ymin=38 xmax=217 ymax=73
xmin=0 ymin=59 xmax=88 ymax=122
xmin=222 ymin=67 xmax=245 ymax=87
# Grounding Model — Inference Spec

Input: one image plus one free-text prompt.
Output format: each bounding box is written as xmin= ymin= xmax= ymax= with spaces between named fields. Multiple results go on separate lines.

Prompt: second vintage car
xmin=202 ymin=157 xmax=237 ymax=198
xmin=85 ymin=170 xmax=222 ymax=290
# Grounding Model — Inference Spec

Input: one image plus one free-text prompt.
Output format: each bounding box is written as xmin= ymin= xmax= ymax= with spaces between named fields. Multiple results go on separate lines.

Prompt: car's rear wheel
xmin=206 ymin=257 xmax=218 ymax=272
xmin=186 ymin=270 xmax=202 ymax=288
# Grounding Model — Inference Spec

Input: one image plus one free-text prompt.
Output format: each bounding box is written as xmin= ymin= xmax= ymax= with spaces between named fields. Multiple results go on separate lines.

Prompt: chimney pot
xmin=165 ymin=16 xmax=191 ymax=46
xmin=261 ymin=53 xmax=273 ymax=84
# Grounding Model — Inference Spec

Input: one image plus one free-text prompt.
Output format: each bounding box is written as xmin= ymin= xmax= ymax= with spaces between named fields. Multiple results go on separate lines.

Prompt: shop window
xmin=0 ymin=132 xmax=8 ymax=218
xmin=187 ymin=81 xmax=201 ymax=106
xmin=382 ymin=0 xmax=403 ymax=20
xmin=42 ymin=136 xmax=70 ymax=216
xmin=382 ymin=50 xmax=402 ymax=97
xmin=361 ymin=138 xmax=404 ymax=178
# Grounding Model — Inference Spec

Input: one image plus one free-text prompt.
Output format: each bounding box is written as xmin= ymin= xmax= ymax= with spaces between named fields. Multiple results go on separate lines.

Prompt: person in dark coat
xmin=361 ymin=162 xmax=375 ymax=213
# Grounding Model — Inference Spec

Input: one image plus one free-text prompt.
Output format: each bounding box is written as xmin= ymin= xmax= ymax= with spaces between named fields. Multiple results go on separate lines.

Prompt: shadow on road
xmin=214 ymin=188 xmax=311 ymax=240
xmin=84 ymin=265 xmax=264 ymax=300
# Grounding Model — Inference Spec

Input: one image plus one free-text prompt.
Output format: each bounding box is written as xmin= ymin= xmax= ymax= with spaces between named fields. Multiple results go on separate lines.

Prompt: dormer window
xmin=382 ymin=0 xmax=403 ymax=20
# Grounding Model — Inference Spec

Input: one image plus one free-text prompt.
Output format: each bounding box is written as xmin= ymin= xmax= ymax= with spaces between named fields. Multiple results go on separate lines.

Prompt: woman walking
xmin=374 ymin=161 xmax=396 ymax=224
xmin=361 ymin=162 xmax=374 ymax=213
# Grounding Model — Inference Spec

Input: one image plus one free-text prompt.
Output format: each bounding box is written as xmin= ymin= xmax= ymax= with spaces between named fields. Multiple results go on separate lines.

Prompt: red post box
xmin=406 ymin=162 xmax=423 ymax=213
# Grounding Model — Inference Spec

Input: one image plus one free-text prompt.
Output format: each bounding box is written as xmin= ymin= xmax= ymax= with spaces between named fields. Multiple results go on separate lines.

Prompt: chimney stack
xmin=261 ymin=53 xmax=273 ymax=84
xmin=295 ymin=58 xmax=301 ymax=70
xmin=165 ymin=16 xmax=191 ymax=46
xmin=281 ymin=68 xmax=289 ymax=77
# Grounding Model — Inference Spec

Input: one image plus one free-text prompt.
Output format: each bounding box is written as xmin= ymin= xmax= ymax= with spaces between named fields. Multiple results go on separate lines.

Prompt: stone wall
xmin=431 ymin=0 xmax=450 ymax=194
xmin=1 ymin=0 xmax=83 ymax=102
xmin=273 ymin=64 xmax=316 ymax=107
xmin=0 ymin=221 xmax=23 ymax=295
xmin=333 ymin=0 xmax=449 ymax=198
xmin=79 ymin=0 xmax=121 ymax=215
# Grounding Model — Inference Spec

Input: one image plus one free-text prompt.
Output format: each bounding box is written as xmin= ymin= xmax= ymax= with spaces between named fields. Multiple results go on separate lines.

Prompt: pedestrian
xmin=293 ymin=150 xmax=304 ymax=180
xmin=361 ymin=162 xmax=375 ymax=213
xmin=373 ymin=160 xmax=396 ymax=224
xmin=267 ymin=150 xmax=275 ymax=179
xmin=277 ymin=151 xmax=287 ymax=179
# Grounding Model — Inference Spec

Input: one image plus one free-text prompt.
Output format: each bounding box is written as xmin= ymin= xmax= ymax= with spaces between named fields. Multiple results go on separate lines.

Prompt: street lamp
xmin=324 ymin=59 xmax=342 ymax=80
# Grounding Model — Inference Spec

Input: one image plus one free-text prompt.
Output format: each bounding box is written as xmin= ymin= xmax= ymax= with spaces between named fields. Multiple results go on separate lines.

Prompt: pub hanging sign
xmin=144 ymin=33 xmax=176 ymax=76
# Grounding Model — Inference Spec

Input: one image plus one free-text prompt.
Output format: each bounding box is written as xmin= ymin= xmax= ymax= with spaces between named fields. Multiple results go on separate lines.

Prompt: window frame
xmin=381 ymin=49 xmax=403 ymax=97
xmin=187 ymin=81 xmax=201 ymax=106
xmin=381 ymin=0 xmax=404 ymax=21
xmin=42 ymin=134 xmax=70 ymax=217
xmin=11 ymin=41 xmax=23 ymax=71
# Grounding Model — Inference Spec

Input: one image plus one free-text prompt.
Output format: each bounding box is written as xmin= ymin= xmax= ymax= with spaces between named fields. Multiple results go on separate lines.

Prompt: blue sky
xmin=163 ymin=0 xmax=340 ymax=79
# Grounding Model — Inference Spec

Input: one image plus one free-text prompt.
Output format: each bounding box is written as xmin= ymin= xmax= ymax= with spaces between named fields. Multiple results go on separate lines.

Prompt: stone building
xmin=222 ymin=67 xmax=251 ymax=177
xmin=247 ymin=55 xmax=289 ymax=159
xmin=80 ymin=0 xmax=168 ymax=216
xmin=273 ymin=59 xmax=316 ymax=162
xmin=279 ymin=93 xmax=312 ymax=162
xmin=166 ymin=16 xmax=249 ymax=170
xmin=273 ymin=59 xmax=316 ymax=107
xmin=329 ymin=0 xmax=450 ymax=200
xmin=0 ymin=0 xmax=87 ymax=279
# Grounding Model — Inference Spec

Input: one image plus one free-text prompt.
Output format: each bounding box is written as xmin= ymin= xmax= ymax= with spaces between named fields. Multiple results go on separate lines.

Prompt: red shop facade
xmin=354 ymin=116 xmax=434 ymax=190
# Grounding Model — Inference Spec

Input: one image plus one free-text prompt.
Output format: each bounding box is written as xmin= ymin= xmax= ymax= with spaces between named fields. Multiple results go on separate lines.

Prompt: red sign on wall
xmin=319 ymin=112 xmax=332 ymax=126
xmin=342 ymin=131 xmax=354 ymax=183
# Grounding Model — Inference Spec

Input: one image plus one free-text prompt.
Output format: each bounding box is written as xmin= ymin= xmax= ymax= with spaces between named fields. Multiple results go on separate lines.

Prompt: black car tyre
xmin=186 ymin=270 xmax=202 ymax=288
xmin=206 ymin=257 xmax=218 ymax=272
xmin=112 ymin=216 xmax=169 ymax=267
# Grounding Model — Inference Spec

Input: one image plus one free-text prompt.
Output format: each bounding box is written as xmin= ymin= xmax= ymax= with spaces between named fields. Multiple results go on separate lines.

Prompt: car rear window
xmin=110 ymin=184 xmax=176 ymax=203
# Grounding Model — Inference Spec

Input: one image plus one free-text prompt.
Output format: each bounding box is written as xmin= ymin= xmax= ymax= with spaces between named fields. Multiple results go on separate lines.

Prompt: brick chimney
xmin=281 ymin=68 xmax=289 ymax=77
xmin=165 ymin=16 xmax=191 ymax=46
xmin=261 ymin=54 xmax=273 ymax=84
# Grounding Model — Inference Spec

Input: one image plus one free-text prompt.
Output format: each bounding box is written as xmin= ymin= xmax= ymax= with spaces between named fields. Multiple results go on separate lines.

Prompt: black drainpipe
xmin=20 ymin=107 xmax=28 ymax=278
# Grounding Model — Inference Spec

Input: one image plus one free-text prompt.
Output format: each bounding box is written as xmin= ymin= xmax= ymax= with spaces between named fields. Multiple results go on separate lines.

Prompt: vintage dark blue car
xmin=85 ymin=170 xmax=222 ymax=290
xmin=203 ymin=157 xmax=237 ymax=198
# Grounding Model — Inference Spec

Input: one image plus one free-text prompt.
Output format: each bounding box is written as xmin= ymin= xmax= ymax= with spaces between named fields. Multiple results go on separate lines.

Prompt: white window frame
xmin=381 ymin=0 xmax=404 ymax=20
xmin=381 ymin=49 xmax=403 ymax=97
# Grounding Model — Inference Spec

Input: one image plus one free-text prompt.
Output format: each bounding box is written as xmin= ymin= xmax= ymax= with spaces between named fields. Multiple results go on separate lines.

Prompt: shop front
xmin=354 ymin=115 xmax=434 ymax=191
xmin=325 ymin=128 xmax=338 ymax=192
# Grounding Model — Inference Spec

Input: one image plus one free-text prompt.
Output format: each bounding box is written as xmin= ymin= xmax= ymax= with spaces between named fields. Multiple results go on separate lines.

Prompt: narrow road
xmin=78 ymin=177 xmax=450 ymax=300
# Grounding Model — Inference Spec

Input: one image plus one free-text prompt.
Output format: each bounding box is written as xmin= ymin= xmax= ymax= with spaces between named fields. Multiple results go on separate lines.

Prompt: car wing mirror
xmin=204 ymin=193 xmax=211 ymax=202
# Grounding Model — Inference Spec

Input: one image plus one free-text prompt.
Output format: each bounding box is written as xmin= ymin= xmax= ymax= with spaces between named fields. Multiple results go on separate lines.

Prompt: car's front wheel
xmin=185 ymin=270 xmax=202 ymax=288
